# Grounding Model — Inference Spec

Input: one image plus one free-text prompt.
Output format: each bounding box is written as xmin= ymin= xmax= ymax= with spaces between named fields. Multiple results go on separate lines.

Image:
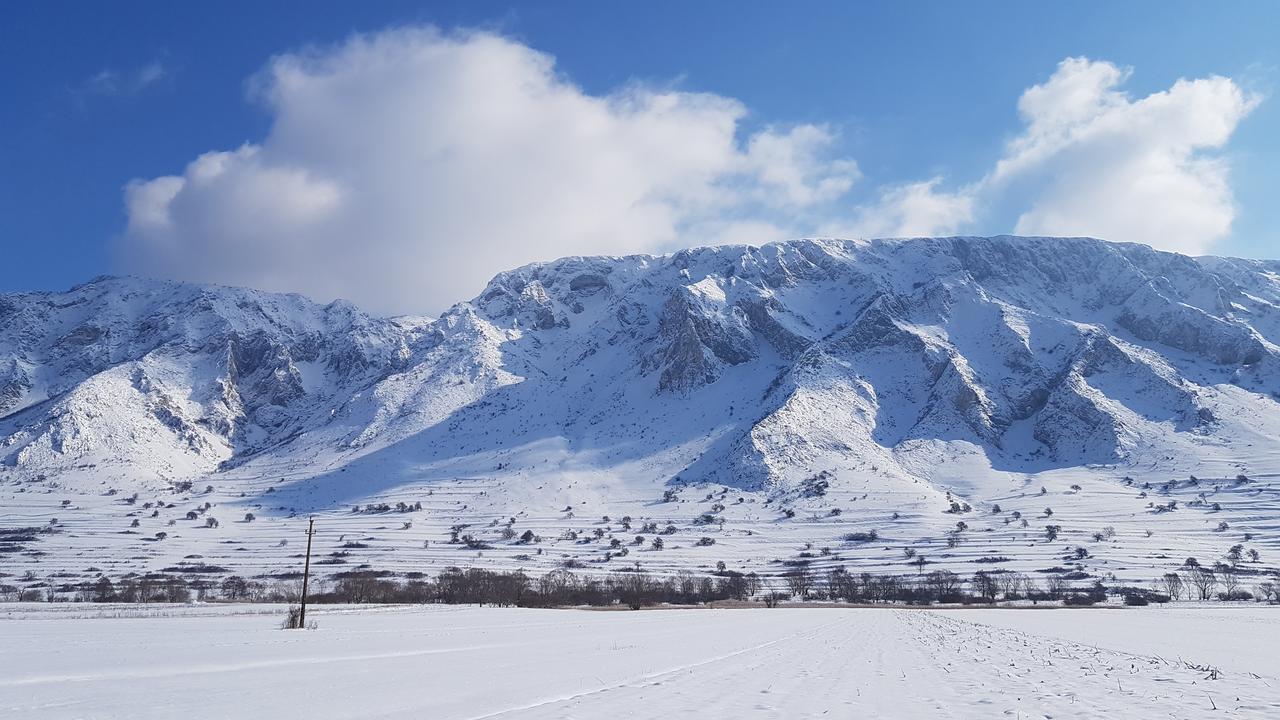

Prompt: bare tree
xmin=615 ymin=571 xmax=654 ymax=610
xmin=825 ymin=567 xmax=856 ymax=602
xmin=1045 ymin=575 xmax=1068 ymax=600
xmin=971 ymin=571 xmax=999 ymax=601
xmin=924 ymin=570 xmax=960 ymax=601
xmin=785 ymin=567 xmax=815 ymax=600
xmin=1220 ymin=566 xmax=1242 ymax=598
xmin=867 ymin=574 xmax=903 ymax=603
xmin=1022 ymin=577 xmax=1040 ymax=599
xmin=537 ymin=569 xmax=576 ymax=604
xmin=1186 ymin=567 xmax=1217 ymax=600
xmin=999 ymin=572 xmax=1029 ymax=600
xmin=1258 ymin=580 xmax=1279 ymax=604
xmin=1160 ymin=572 xmax=1184 ymax=601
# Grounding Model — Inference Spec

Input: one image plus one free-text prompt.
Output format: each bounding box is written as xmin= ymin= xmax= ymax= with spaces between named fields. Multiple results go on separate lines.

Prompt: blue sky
xmin=2 ymin=1 xmax=1277 ymax=312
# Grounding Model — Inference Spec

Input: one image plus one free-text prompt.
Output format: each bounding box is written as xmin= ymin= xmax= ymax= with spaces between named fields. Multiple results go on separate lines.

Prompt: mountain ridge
xmin=6 ymin=235 xmax=1280 ymax=489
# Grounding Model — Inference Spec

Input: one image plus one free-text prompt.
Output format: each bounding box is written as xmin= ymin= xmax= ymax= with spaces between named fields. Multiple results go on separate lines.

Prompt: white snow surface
xmin=1 ymin=603 xmax=1278 ymax=719
xmin=4 ymin=236 xmax=1280 ymax=588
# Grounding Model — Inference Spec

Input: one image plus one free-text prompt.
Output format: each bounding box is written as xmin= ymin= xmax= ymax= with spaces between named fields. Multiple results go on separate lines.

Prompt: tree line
xmin=9 ymin=564 xmax=1280 ymax=607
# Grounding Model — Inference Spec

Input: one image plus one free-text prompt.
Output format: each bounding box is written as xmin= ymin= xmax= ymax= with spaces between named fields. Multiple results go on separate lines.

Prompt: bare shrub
xmin=281 ymin=605 xmax=314 ymax=630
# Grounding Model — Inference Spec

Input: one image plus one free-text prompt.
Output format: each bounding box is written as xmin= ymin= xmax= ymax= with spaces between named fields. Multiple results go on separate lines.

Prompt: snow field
xmin=2 ymin=603 xmax=1278 ymax=719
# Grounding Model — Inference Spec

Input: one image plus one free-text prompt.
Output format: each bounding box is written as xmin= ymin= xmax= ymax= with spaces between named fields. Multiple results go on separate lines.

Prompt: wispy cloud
xmin=73 ymin=60 xmax=171 ymax=102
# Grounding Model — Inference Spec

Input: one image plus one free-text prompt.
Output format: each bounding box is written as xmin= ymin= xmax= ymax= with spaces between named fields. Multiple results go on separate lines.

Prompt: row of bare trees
xmin=315 ymin=567 xmax=1089 ymax=608
xmin=12 ymin=565 xmax=1280 ymax=607
xmin=310 ymin=567 xmax=762 ymax=609
xmin=1158 ymin=564 xmax=1255 ymax=601
xmin=4 ymin=573 xmax=306 ymax=604
xmin=782 ymin=567 xmax=1081 ymax=604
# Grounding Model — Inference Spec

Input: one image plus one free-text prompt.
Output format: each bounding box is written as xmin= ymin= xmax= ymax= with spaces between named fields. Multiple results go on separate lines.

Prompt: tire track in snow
xmin=462 ymin=617 xmax=846 ymax=720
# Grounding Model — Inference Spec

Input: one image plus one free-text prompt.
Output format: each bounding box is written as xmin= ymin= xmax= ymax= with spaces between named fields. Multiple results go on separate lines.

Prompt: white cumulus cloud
xmin=119 ymin=34 xmax=1260 ymax=314
xmin=119 ymin=27 xmax=859 ymax=314
xmin=989 ymin=57 xmax=1259 ymax=254
xmin=838 ymin=58 xmax=1258 ymax=251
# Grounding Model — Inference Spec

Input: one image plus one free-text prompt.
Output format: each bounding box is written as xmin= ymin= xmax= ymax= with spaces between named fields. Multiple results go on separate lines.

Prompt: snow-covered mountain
xmin=5 ymin=236 xmax=1280 ymax=586
xmin=0 ymin=276 xmax=422 ymax=485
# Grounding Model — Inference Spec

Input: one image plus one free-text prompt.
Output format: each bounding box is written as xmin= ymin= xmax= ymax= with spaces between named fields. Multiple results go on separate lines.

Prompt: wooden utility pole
xmin=298 ymin=517 xmax=315 ymax=628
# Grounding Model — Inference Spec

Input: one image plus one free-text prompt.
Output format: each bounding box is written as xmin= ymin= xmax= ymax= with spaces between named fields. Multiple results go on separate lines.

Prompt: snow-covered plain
xmin=2 ymin=603 xmax=1277 ymax=719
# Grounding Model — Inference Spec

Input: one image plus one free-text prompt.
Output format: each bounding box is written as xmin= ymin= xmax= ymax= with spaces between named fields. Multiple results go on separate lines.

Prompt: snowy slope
xmin=4 ymin=237 xmax=1280 ymax=588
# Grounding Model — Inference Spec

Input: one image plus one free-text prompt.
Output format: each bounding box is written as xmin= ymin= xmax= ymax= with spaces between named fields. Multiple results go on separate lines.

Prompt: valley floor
xmin=2 ymin=603 xmax=1278 ymax=719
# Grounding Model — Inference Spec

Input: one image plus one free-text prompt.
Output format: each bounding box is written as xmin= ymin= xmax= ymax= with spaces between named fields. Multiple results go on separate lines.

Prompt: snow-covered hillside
xmin=4 ymin=236 xmax=1280 ymax=590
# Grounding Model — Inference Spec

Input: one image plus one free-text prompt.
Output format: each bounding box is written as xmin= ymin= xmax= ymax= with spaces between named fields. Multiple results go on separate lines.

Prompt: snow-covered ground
xmin=2 ymin=603 xmax=1277 ymax=719
xmin=7 ymin=462 xmax=1279 ymax=596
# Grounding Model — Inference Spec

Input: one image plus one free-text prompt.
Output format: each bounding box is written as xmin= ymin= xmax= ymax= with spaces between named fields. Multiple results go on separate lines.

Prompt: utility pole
xmin=298 ymin=517 xmax=315 ymax=629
